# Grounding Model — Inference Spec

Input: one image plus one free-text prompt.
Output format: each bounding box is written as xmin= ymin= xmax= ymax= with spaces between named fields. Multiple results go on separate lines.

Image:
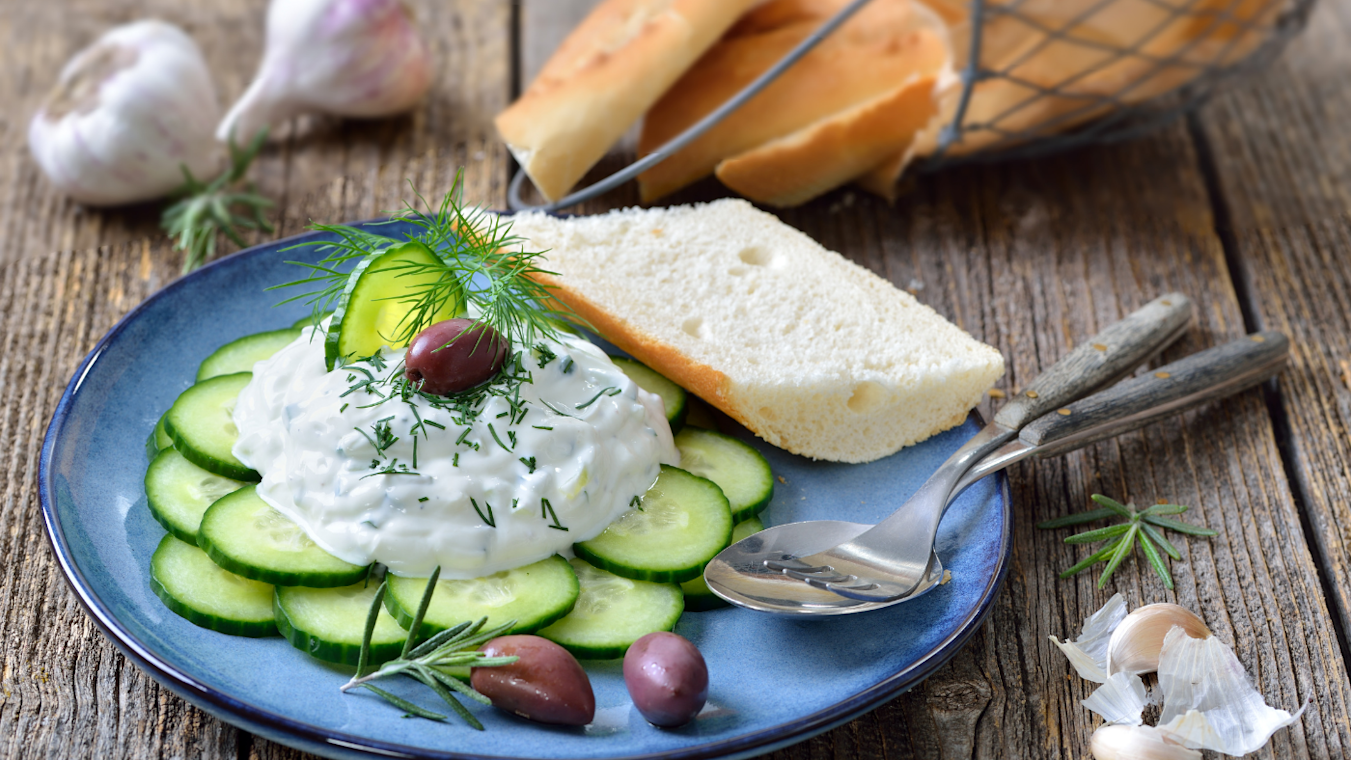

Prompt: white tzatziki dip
xmin=231 ymin=327 xmax=678 ymax=578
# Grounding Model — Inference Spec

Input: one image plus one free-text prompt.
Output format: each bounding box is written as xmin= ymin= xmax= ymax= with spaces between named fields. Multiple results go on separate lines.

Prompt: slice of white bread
xmin=510 ymin=199 xmax=1004 ymax=463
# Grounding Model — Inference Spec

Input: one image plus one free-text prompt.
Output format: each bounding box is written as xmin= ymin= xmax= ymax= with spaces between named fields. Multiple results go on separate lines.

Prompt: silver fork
xmin=703 ymin=329 xmax=1290 ymax=615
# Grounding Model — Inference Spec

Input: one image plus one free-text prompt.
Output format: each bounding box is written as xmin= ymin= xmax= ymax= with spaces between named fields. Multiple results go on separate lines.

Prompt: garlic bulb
xmin=28 ymin=21 xmax=222 ymax=206
xmin=1091 ymin=725 xmax=1201 ymax=760
xmin=218 ymin=0 xmax=432 ymax=142
xmin=1106 ymin=603 xmax=1210 ymax=676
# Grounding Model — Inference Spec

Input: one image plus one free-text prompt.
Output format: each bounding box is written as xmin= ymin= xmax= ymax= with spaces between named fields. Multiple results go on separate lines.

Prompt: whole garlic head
xmin=1106 ymin=603 xmax=1210 ymax=676
xmin=218 ymin=0 xmax=433 ymax=142
xmin=28 ymin=21 xmax=221 ymax=206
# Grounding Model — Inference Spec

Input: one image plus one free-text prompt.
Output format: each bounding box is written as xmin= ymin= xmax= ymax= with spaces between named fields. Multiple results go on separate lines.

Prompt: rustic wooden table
xmin=3 ymin=0 xmax=1351 ymax=757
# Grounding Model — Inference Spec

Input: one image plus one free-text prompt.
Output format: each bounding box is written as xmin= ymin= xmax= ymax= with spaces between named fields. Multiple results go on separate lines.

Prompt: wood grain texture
xmin=1 ymin=0 xmax=1348 ymax=758
xmin=1193 ymin=0 xmax=1351 ymax=648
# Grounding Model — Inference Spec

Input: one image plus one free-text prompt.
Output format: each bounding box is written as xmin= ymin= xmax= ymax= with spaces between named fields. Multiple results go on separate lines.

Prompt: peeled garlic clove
xmin=1106 ymin=603 xmax=1209 ymax=676
xmin=28 ymin=20 xmax=222 ymax=206
xmin=1091 ymin=725 xmax=1201 ymax=760
xmin=218 ymin=0 xmax=433 ymax=142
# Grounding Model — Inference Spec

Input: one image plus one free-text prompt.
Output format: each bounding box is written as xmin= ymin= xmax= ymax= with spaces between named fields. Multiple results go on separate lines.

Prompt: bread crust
xmin=637 ymin=0 xmax=948 ymax=202
xmin=496 ymin=0 xmax=760 ymax=202
xmin=716 ymin=74 xmax=940 ymax=207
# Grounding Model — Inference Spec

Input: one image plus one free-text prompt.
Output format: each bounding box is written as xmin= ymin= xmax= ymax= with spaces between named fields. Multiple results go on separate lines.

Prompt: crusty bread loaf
xmin=716 ymin=74 xmax=940 ymax=206
xmin=637 ymin=0 xmax=948 ymax=203
xmin=495 ymin=0 xmax=762 ymax=202
xmin=510 ymin=199 xmax=1004 ymax=463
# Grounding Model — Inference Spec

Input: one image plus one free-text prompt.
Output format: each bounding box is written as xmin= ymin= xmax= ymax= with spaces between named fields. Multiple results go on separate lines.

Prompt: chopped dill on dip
xmin=231 ymin=321 xmax=678 ymax=579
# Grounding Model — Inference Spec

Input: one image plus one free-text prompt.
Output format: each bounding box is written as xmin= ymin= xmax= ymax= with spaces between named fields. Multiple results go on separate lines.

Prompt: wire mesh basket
xmin=508 ymin=0 xmax=1315 ymax=211
xmin=921 ymin=0 xmax=1317 ymax=168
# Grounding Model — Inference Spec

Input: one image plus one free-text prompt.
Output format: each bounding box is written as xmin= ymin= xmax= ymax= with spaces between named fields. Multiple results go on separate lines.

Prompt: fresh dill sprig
xmin=270 ymin=168 xmax=584 ymax=350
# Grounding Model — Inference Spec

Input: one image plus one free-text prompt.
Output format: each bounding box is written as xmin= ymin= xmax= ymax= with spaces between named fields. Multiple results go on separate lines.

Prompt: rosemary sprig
xmin=343 ymin=567 xmax=517 ymax=729
xmin=162 ymin=128 xmax=274 ymax=274
xmin=1037 ymin=494 xmax=1217 ymax=589
xmin=271 ymin=169 xmax=584 ymax=350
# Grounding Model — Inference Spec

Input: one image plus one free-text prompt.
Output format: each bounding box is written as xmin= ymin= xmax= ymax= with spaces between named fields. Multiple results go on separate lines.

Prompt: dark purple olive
xmin=472 ymin=635 xmax=595 ymax=726
xmin=404 ymin=318 xmax=509 ymax=395
xmin=623 ymin=632 xmax=709 ymax=727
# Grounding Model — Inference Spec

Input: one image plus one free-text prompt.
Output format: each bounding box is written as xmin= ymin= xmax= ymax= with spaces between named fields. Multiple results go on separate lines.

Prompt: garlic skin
xmin=1091 ymin=725 xmax=1201 ymax=760
xmin=1106 ymin=603 xmax=1210 ymax=676
xmin=1050 ymin=593 xmax=1127 ymax=682
xmin=218 ymin=0 xmax=432 ymax=142
xmin=1083 ymin=672 xmax=1149 ymax=726
xmin=28 ymin=21 xmax=221 ymax=206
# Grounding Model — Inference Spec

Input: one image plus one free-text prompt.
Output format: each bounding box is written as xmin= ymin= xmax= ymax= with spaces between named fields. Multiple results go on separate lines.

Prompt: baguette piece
xmin=716 ymin=74 xmax=940 ymax=207
xmin=637 ymin=0 xmax=949 ymax=203
xmin=511 ymin=199 xmax=1004 ymax=463
xmin=495 ymin=0 xmax=762 ymax=202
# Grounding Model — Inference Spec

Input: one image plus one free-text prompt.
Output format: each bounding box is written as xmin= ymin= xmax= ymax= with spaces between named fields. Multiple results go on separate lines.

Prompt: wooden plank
xmin=0 ymin=0 xmax=510 ymax=266
xmin=0 ymin=0 xmax=513 ymax=756
xmin=1192 ymin=0 xmax=1351 ymax=647
xmin=752 ymin=127 xmax=1351 ymax=760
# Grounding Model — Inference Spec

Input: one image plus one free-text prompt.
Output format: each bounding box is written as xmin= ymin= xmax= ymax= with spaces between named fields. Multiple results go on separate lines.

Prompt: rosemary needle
xmin=1038 ymin=494 xmax=1216 ymax=589
xmin=342 ymin=567 xmax=517 ymax=729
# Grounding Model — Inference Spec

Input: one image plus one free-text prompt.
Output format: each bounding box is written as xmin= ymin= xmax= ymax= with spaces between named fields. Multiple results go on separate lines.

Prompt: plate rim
xmin=38 ymin=224 xmax=1013 ymax=760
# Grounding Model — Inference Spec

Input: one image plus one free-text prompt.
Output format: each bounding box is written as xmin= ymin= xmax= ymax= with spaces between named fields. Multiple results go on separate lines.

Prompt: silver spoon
xmin=705 ymin=330 xmax=1289 ymax=615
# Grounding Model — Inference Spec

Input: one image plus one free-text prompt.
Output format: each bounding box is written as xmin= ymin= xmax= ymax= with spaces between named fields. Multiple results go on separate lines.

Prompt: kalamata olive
xmin=404 ymin=318 xmax=509 ymax=395
xmin=623 ymin=632 xmax=709 ymax=727
xmin=472 ymin=635 xmax=595 ymax=726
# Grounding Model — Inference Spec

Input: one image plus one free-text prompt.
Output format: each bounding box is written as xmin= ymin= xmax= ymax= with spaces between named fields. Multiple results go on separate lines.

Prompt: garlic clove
xmin=1105 ymin=603 xmax=1209 ymax=676
xmin=1050 ymin=593 xmax=1128 ymax=682
xmin=1155 ymin=628 xmax=1308 ymax=754
xmin=1082 ymin=672 xmax=1149 ymax=726
xmin=1090 ymin=725 xmax=1201 ymax=760
xmin=28 ymin=20 xmax=222 ymax=206
xmin=218 ymin=0 xmax=433 ymax=143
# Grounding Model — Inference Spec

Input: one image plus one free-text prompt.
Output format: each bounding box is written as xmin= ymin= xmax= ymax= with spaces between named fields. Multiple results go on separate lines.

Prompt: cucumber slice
xmin=164 ymin=372 xmax=259 ymax=481
xmin=537 ymin=558 xmax=683 ymax=659
xmin=145 ymin=448 xmax=247 ymax=545
xmin=291 ymin=311 xmax=333 ymax=329
xmin=150 ymin=534 xmax=277 ymax=637
xmin=146 ymin=412 xmax=173 ymax=460
xmin=573 ymin=465 xmax=731 ymax=583
xmin=675 ymin=428 xmax=775 ymax=522
xmin=275 ymin=581 xmax=407 ymax=665
xmin=325 ymin=241 xmax=465 ymax=370
xmin=384 ymin=555 xmax=579 ymax=637
xmin=611 ymin=357 xmax=687 ymax=433
xmin=198 ymin=486 xmax=371 ymax=587
xmin=682 ymin=516 xmax=765 ymax=611
xmin=196 ymin=328 xmax=302 ymax=382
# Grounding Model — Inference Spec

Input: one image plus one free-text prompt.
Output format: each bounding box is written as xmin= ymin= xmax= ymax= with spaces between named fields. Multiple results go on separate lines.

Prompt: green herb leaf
xmin=1142 ymin=502 xmax=1189 ymax=516
xmin=403 ymin=566 xmax=442 ymax=659
xmin=1089 ymin=494 xmax=1133 ymax=519
xmin=1036 ymin=507 xmax=1119 ymax=530
xmin=1143 ymin=515 xmax=1217 ymax=536
xmin=1058 ymin=536 xmax=1125 ymax=578
xmin=1140 ymin=522 xmax=1182 ymax=560
xmin=1097 ymin=524 xmax=1139 ymax=588
xmin=1063 ymin=523 xmax=1132 ymax=544
xmin=357 ymin=580 xmax=388 ymax=678
xmin=360 ymin=683 xmax=447 ymax=721
xmin=1137 ymin=528 xmax=1174 ymax=589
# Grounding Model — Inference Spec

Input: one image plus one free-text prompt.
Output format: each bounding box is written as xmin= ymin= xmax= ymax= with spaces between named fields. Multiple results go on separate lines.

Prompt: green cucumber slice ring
xmin=198 ymin=486 xmax=371 ymax=588
xmin=275 ymin=582 xmax=406 ymax=666
xmin=145 ymin=448 xmax=247 ymax=546
xmin=574 ymin=465 xmax=732 ymax=584
xmin=675 ymin=427 xmax=775 ymax=522
xmin=384 ymin=555 xmax=579 ymax=638
xmin=164 ymin=372 xmax=259 ymax=482
xmin=150 ymin=534 xmax=277 ymax=638
xmin=196 ymin=327 xmax=302 ymax=381
xmin=537 ymin=558 xmax=683 ymax=659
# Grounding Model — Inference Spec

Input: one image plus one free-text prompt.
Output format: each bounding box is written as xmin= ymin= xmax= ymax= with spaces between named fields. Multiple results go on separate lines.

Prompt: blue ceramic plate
xmin=40 ymin=221 xmax=1011 ymax=760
